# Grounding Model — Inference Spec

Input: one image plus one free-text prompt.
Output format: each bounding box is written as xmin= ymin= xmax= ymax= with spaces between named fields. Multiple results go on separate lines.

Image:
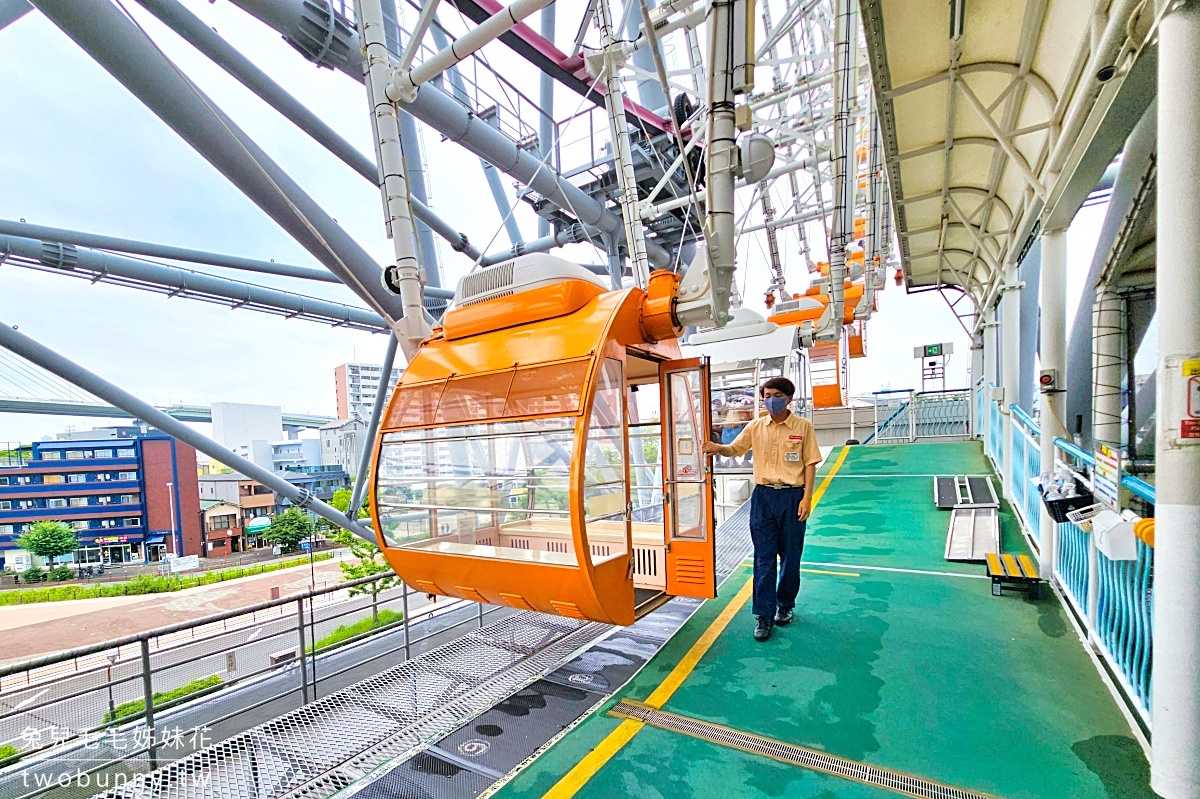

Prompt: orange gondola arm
xmin=659 ymin=357 xmax=717 ymax=599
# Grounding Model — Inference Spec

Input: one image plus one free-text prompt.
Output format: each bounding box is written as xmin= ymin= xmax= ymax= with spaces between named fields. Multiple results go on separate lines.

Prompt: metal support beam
xmin=478 ymin=223 xmax=589 ymax=266
xmin=537 ymin=4 xmax=555 ymax=238
xmin=0 ymin=232 xmax=405 ymax=329
xmin=1152 ymin=4 xmax=1200 ymax=796
xmin=429 ymin=22 xmax=522 ymax=248
xmin=593 ymin=0 xmax=650 ymax=286
xmin=815 ymin=0 xmax=855 ymax=341
xmin=0 ymin=0 xmax=31 ymax=29
xmin=230 ymin=0 xmax=672 ymax=268
xmin=358 ymin=0 xmax=432 ymax=358
xmin=29 ymin=0 xmax=408 ymax=325
xmin=348 ymin=333 xmax=399 ymax=516
xmin=0 ymin=218 xmax=340 ymax=283
xmin=388 ymin=0 xmax=554 ymax=102
xmin=396 ymin=112 xmax=446 ymax=285
xmin=0 ymin=321 xmax=375 ymax=544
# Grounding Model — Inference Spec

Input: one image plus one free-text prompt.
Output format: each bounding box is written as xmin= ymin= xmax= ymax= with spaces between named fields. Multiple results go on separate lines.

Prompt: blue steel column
xmin=1152 ymin=3 xmax=1200 ymax=796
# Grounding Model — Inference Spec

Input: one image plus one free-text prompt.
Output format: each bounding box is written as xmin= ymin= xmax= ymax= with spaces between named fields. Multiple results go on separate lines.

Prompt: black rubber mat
xmin=432 ymin=679 xmax=602 ymax=775
xmin=350 ymin=750 xmax=495 ymax=799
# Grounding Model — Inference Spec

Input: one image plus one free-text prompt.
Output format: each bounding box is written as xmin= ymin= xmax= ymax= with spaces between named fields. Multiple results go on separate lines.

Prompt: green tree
xmin=326 ymin=489 xmax=396 ymax=621
xmin=261 ymin=507 xmax=315 ymax=552
xmin=17 ymin=521 xmax=77 ymax=567
xmin=331 ymin=525 xmax=397 ymax=623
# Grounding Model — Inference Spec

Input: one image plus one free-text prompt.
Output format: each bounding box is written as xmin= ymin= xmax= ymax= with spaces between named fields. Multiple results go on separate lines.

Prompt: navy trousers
xmin=748 ymin=484 xmax=807 ymax=619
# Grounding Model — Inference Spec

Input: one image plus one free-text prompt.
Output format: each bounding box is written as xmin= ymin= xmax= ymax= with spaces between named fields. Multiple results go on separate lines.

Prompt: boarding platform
xmin=77 ymin=442 xmax=1153 ymax=799
xmin=488 ymin=442 xmax=1154 ymax=799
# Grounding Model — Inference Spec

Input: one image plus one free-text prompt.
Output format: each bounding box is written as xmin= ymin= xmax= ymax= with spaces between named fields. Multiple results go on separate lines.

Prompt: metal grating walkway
xmin=89 ymin=502 xmax=754 ymax=799
xmin=91 ymin=614 xmax=602 ymax=799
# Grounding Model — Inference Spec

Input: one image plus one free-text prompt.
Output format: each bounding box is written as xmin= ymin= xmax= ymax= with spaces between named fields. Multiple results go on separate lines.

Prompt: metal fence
xmin=0 ymin=575 xmax=505 ymax=799
xmin=988 ymin=400 xmax=1155 ymax=725
xmin=1049 ymin=439 xmax=1155 ymax=724
xmin=869 ymin=389 xmax=971 ymax=444
xmin=1008 ymin=405 xmax=1042 ymax=543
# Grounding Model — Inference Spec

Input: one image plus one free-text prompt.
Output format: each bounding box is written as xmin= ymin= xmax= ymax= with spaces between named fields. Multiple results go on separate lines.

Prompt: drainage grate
xmin=609 ymin=700 xmax=999 ymax=799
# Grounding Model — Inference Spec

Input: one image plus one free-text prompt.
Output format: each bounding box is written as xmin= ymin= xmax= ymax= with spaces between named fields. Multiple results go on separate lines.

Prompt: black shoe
xmin=775 ymin=608 xmax=794 ymax=626
xmin=753 ymin=616 xmax=774 ymax=642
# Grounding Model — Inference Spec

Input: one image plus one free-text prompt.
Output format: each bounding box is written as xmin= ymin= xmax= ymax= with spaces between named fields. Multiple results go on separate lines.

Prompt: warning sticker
xmin=1184 ymin=359 xmax=1200 ymax=377
xmin=1183 ymin=419 xmax=1200 ymax=440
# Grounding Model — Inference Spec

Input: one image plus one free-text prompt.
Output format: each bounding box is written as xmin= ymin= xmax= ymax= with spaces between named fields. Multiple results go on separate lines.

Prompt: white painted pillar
xmin=971 ymin=334 xmax=985 ymax=438
xmin=1000 ymin=263 xmax=1022 ymax=498
xmin=1038 ymin=229 xmax=1068 ymax=578
xmin=1151 ymin=3 xmax=1200 ymax=795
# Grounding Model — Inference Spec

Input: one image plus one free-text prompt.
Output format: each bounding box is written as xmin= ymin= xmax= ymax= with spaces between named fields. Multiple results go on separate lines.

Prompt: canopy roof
xmin=862 ymin=0 xmax=1097 ymax=303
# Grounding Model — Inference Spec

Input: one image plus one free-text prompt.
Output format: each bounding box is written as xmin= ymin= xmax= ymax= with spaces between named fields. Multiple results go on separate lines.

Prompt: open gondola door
xmin=660 ymin=357 xmax=717 ymax=599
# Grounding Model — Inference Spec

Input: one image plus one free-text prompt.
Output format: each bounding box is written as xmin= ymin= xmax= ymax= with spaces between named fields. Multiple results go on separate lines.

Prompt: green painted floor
xmin=493 ymin=442 xmax=1154 ymax=799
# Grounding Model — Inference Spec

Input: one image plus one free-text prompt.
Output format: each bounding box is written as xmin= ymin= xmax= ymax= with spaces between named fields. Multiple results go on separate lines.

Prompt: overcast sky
xmin=0 ymin=1 xmax=1104 ymax=444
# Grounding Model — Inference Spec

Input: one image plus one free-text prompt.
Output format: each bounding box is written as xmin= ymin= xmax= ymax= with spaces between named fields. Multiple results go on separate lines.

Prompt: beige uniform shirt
xmin=726 ymin=412 xmax=822 ymax=487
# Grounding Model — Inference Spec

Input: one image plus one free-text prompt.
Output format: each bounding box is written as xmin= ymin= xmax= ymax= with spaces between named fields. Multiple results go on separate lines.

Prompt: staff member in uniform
xmin=702 ymin=377 xmax=821 ymax=641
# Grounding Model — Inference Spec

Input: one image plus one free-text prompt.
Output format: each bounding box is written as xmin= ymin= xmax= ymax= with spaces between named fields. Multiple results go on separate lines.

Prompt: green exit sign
xmin=924 ymin=344 xmax=943 ymax=357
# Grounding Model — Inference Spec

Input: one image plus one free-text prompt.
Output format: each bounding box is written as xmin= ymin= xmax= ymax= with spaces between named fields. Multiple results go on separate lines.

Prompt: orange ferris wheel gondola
xmin=369 ymin=255 xmax=718 ymax=625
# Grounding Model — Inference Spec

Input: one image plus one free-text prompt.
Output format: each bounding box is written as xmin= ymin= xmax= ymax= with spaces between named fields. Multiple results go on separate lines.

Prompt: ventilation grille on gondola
xmin=458 ymin=261 xmax=516 ymax=307
xmin=633 ymin=547 xmax=659 ymax=577
xmin=610 ymin=700 xmax=998 ymax=799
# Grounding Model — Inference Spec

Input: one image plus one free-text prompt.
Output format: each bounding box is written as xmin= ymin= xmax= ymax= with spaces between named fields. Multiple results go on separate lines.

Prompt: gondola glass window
xmin=583 ymin=359 xmax=627 ymax=564
xmin=375 ymin=417 xmax=578 ymax=564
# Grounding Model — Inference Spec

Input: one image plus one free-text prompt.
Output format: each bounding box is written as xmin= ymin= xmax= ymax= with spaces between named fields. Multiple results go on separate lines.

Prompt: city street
xmin=0 ymin=596 xmax=508 ymax=799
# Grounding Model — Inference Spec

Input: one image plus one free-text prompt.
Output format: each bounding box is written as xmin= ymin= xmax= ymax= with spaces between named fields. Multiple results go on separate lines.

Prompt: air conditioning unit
xmin=452 ymin=254 xmax=607 ymax=308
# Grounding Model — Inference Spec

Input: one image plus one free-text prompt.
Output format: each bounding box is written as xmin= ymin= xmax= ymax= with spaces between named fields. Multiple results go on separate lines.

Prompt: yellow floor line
xmin=540 ymin=445 xmax=853 ymax=799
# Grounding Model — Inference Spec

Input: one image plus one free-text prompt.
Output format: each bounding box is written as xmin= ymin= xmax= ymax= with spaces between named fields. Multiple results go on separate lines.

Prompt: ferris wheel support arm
xmin=0 ymin=321 xmax=377 ymax=545
xmin=814 ymin=0 xmax=856 ymax=342
xmin=131 ymin=0 xmax=471 ymax=273
xmin=29 ymin=0 xmax=409 ymax=327
xmin=591 ymin=0 xmax=651 ymax=287
xmin=357 ymin=0 xmax=433 ymax=359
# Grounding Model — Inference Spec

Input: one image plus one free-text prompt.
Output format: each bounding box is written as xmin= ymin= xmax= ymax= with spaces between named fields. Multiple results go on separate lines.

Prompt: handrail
xmin=1053 ymin=436 xmax=1094 ymax=465
xmin=863 ymin=398 xmax=912 ymax=445
xmin=1009 ymin=403 xmax=1039 ymax=433
xmin=871 ymin=388 xmax=914 ymax=395
xmin=1122 ymin=474 xmax=1156 ymax=505
xmin=1053 ymin=437 xmax=1156 ymax=505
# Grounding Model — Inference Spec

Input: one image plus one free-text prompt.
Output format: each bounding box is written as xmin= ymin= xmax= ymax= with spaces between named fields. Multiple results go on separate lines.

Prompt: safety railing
xmin=1008 ymin=404 xmax=1042 ymax=543
xmin=987 ymin=393 xmax=1004 ymax=466
xmin=869 ymin=389 xmax=912 ymax=443
xmin=0 ymin=573 xmax=503 ymax=798
xmin=868 ymin=389 xmax=971 ymax=444
xmin=1048 ymin=438 xmax=1154 ymax=724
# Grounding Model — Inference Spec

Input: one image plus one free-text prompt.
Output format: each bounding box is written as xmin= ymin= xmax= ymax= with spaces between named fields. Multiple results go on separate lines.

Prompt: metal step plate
xmin=933 ymin=475 xmax=999 ymax=510
xmin=944 ymin=507 xmax=1000 ymax=563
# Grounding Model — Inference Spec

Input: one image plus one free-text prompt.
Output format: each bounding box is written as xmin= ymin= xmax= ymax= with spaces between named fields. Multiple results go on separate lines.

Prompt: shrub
xmin=308 ymin=608 xmax=404 ymax=653
xmin=104 ymin=675 xmax=223 ymax=723
xmin=0 ymin=553 xmax=332 ymax=605
xmin=0 ymin=743 xmax=18 ymax=764
xmin=46 ymin=565 xmax=74 ymax=582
